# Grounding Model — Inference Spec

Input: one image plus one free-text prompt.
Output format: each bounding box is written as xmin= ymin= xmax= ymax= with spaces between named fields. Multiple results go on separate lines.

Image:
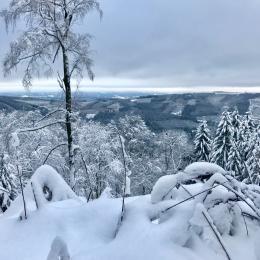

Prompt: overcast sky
xmin=1 ymin=0 xmax=260 ymax=92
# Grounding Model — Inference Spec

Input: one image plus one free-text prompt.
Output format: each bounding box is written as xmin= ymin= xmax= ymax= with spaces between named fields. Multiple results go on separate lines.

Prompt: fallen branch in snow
xmin=180 ymin=184 xmax=193 ymax=197
xmin=43 ymin=143 xmax=67 ymax=164
xmin=236 ymin=203 xmax=249 ymax=236
xmin=219 ymin=183 xmax=260 ymax=219
xmin=161 ymin=183 xmax=223 ymax=214
xmin=242 ymin=212 xmax=260 ymax=221
xmin=202 ymin=210 xmax=232 ymax=260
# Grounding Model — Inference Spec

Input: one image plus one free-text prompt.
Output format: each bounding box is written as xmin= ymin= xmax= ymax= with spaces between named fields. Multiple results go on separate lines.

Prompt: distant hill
xmin=0 ymin=92 xmax=259 ymax=135
xmin=0 ymin=96 xmax=47 ymax=113
xmin=79 ymin=92 xmax=260 ymax=134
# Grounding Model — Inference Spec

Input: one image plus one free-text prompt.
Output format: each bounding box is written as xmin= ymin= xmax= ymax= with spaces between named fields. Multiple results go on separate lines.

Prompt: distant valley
xmin=0 ymin=92 xmax=260 ymax=135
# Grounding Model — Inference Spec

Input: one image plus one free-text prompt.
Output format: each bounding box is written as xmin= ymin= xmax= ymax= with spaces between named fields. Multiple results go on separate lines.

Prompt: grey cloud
xmin=1 ymin=0 xmax=260 ymax=87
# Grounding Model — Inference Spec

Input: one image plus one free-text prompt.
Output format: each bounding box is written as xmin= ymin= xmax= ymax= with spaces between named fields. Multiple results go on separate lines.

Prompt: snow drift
xmin=1 ymin=162 xmax=260 ymax=260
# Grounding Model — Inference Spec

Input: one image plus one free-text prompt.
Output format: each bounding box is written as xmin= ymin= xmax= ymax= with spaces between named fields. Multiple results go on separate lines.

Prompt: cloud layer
xmin=1 ymin=0 xmax=260 ymax=89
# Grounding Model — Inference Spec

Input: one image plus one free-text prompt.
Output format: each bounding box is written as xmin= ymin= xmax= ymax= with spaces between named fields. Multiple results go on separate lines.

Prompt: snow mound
xmin=151 ymin=174 xmax=182 ymax=204
xmin=151 ymin=162 xmax=226 ymax=204
xmin=183 ymin=162 xmax=226 ymax=181
xmin=5 ymin=165 xmax=80 ymax=218
xmin=31 ymin=165 xmax=79 ymax=208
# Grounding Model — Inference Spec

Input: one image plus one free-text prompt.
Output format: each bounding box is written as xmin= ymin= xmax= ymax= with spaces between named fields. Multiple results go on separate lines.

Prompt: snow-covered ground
xmin=0 ymin=195 xmax=259 ymax=260
xmin=1 ymin=163 xmax=260 ymax=260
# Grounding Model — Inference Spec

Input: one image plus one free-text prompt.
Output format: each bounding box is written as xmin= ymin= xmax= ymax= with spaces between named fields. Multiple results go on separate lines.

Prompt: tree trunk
xmin=62 ymin=47 xmax=75 ymax=188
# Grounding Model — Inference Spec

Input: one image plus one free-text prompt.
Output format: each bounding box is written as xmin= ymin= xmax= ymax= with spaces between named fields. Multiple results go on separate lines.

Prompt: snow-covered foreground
xmin=0 ymin=195 xmax=259 ymax=260
xmin=1 ymin=164 xmax=260 ymax=260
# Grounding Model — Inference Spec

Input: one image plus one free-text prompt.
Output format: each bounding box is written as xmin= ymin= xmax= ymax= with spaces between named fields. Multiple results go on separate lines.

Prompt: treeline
xmin=194 ymin=110 xmax=260 ymax=184
xmin=0 ymin=111 xmax=192 ymax=212
xmin=1 ymin=108 xmax=258 ymax=213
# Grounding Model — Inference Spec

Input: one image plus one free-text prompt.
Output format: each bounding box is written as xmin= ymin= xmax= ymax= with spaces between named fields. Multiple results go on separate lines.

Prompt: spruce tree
xmin=245 ymin=129 xmax=260 ymax=184
xmin=194 ymin=120 xmax=212 ymax=162
xmin=0 ymin=154 xmax=16 ymax=212
xmin=251 ymin=147 xmax=260 ymax=185
xmin=230 ymin=109 xmax=241 ymax=142
xmin=226 ymin=141 xmax=243 ymax=179
xmin=244 ymin=111 xmax=256 ymax=133
xmin=211 ymin=111 xmax=233 ymax=169
xmin=236 ymin=113 xmax=258 ymax=182
xmin=226 ymin=109 xmax=245 ymax=179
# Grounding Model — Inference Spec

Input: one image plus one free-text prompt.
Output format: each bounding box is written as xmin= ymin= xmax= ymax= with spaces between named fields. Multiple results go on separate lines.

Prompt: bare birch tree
xmin=1 ymin=0 xmax=102 ymax=187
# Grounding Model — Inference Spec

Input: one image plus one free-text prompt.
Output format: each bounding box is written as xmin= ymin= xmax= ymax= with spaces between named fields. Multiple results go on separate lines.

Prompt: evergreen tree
xmin=0 ymin=154 xmax=16 ymax=212
xmin=245 ymin=129 xmax=260 ymax=184
xmin=236 ymin=113 xmax=258 ymax=182
xmin=230 ymin=109 xmax=241 ymax=142
xmin=244 ymin=111 xmax=256 ymax=133
xmin=194 ymin=120 xmax=212 ymax=162
xmin=251 ymin=146 xmax=260 ymax=185
xmin=226 ymin=141 xmax=243 ymax=179
xmin=227 ymin=109 xmax=245 ymax=179
xmin=249 ymin=146 xmax=260 ymax=185
xmin=211 ymin=111 xmax=233 ymax=169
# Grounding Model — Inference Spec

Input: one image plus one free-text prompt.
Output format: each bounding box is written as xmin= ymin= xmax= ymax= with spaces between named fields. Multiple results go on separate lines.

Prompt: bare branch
xmin=18 ymin=121 xmax=66 ymax=133
xmin=36 ymin=108 xmax=65 ymax=125
xmin=43 ymin=143 xmax=67 ymax=164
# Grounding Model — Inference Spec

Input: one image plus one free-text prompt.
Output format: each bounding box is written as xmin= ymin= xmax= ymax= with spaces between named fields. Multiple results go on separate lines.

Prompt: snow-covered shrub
xmin=151 ymin=161 xmax=260 ymax=254
xmin=5 ymin=165 xmax=80 ymax=217
xmin=0 ymin=154 xmax=16 ymax=212
xmin=31 ymin=165 xmax=79 ymax=208
xmin=151 ymin=162 xmax=226 ymax=204
xmin=151 ymin=174 xmax=182 ymax=204
xmin=183 ymin=162 xmax=226 ymax=182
